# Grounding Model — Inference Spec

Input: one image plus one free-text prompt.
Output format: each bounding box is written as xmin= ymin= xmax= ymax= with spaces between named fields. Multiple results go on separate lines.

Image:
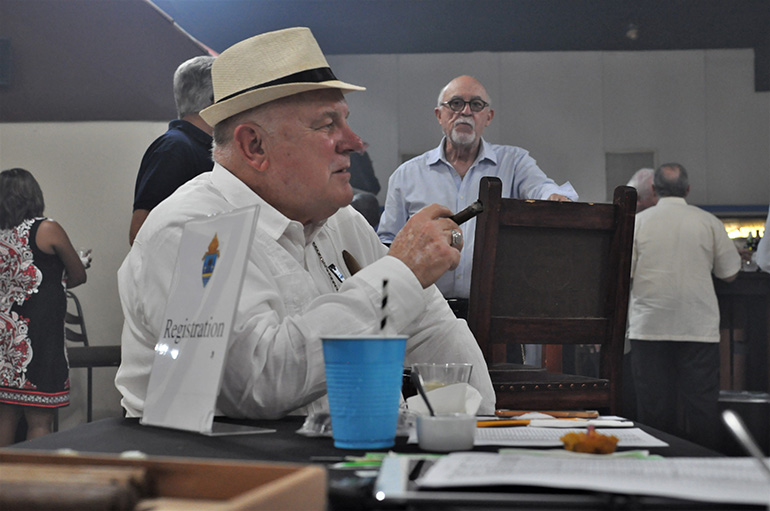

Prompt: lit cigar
xmin=344 ymin=201 xmax=485 ymax=276
xmin=449 ymin=200 xmax=484 ymax=225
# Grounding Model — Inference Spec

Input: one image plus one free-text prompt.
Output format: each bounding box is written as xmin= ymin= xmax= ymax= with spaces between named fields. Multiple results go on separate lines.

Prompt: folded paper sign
xmin=407 ymin=383 xmax=483 ymax=415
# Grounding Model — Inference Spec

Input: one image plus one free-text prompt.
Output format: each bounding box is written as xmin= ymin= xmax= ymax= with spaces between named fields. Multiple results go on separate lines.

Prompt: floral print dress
xmin=0 ymin=218 xmax=69 ymax=408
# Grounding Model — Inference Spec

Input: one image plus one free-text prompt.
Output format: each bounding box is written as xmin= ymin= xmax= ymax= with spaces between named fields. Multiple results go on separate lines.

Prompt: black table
xmin=4 ymin=417 xmax=755 ymax=510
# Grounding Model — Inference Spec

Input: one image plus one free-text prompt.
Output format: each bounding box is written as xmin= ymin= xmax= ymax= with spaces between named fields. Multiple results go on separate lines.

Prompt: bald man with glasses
xmin=378 ymin=75 xmax=577 ymax=330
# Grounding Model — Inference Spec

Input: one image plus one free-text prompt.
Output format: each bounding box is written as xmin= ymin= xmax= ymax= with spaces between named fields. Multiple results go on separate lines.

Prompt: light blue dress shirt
xmin=378 ymin=138 xmax=578 ymax=299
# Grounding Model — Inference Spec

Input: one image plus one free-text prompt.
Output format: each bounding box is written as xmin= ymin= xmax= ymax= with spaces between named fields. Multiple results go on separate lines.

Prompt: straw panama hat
xmin=200 ymin=27 xmax=365 ymax=126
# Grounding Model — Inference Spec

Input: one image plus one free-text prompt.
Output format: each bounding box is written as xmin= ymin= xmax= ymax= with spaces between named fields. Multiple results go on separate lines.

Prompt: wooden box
xmin=0 ymin=450 xmax=327 ymax=511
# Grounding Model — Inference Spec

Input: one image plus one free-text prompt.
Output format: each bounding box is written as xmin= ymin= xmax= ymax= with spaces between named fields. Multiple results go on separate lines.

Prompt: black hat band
xmin=217 ymin=67 xmax=338 ymax=104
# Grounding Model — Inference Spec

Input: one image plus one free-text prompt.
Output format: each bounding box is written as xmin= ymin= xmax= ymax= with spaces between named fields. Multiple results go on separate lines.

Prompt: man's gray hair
xmin=437 ymin=84 xmax=448 ymax=107
xmin=212 ymin=107 xmax=258 ymax=163
xmin=173 ymin=55 xmax=216 ymax=119
xmin=436 ymin=81 xmax=493 ymax=108
xmin=654 ymin=163 xmax=689 ymax=198
xmin=626 ymin=167 xmax=654 ymax=190
xmin=212 ymin=90 xmax=332 ymax=163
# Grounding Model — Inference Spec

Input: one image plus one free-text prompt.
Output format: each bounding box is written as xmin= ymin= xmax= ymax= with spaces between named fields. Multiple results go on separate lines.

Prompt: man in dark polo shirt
xmin=129 ymin=55 xmax=216 ymax=245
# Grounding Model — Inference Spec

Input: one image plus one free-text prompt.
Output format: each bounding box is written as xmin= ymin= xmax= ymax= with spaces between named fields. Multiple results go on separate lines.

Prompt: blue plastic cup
xmin=322 ymin=335 xmax=407 ymax=449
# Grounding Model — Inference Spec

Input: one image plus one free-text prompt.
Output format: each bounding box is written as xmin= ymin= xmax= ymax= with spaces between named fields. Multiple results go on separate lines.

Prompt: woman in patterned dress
xmin=0 ymin=168 xmax=87 ymax=445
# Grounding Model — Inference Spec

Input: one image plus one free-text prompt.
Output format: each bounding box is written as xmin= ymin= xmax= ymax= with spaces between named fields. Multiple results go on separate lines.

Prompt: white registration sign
xmin=141 ymin=206 xmax=270 ymax=436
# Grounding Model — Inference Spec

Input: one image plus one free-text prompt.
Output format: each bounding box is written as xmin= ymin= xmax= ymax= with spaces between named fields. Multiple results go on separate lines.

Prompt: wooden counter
xmin=715 ymin=271 xmax=770 ymax=392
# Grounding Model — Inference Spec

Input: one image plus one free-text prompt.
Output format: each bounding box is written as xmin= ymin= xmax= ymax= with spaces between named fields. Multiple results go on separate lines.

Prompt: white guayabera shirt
xmin=116 ymin=163 xmax=495 ymax=419
xmin=628 ymin=196 xmax=742 ymax=343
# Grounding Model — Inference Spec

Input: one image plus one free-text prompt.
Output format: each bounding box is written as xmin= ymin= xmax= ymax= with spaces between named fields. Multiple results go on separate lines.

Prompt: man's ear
xmin=485 ymin=108 xmax=495 ymax=125
xmin=233 ymin=122 xmax=269 ymax=171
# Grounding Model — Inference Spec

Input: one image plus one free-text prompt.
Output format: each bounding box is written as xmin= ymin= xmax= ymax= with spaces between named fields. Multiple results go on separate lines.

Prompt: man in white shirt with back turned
xmin=628 ymin=163 xmax=740 ymax=450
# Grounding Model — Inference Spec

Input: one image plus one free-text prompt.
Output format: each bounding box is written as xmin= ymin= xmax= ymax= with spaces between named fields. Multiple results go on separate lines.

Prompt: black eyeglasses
xmin=440 ymin=97 xmax=489 ymax=113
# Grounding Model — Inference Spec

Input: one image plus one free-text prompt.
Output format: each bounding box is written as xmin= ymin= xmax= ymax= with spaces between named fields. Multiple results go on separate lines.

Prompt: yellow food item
xmin=561 ymin=427 xmax=619 ymax=454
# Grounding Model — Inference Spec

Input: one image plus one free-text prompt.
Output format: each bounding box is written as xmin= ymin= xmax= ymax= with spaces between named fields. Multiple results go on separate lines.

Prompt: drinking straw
xmin=380 ymin=279 xmax=389 ymax=332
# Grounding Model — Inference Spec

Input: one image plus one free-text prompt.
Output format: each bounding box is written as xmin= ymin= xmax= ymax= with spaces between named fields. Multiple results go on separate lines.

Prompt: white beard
xmin=450 ymin=127 xmax=477 ymax=147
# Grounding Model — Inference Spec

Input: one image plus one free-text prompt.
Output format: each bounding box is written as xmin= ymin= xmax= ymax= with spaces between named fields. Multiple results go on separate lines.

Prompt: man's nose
xmin=340 ymin=126 xmax=364 ymax=153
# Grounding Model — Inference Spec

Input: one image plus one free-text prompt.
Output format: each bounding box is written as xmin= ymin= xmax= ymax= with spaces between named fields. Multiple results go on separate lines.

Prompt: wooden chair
xmin=467 ymin=177 xmax=636 ymax=414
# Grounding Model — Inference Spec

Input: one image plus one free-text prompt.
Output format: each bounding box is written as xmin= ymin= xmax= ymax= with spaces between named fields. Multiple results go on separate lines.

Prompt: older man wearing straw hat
xmin=115 ymin=28 xmax=495 ymax=419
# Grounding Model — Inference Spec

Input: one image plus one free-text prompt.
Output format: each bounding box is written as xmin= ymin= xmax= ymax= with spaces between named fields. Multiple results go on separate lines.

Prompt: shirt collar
xmin=657 ymin=196 xmax=688 ymax=206
xmin=210 ymin=163 xmax=326 ymax=244
xmin=476 ymin=138 xmax=497 ymax=165
xmin=431 ymin=137 xmax=497 ymax=169
xmin=169 ymin=119 xmax=212 ymax=145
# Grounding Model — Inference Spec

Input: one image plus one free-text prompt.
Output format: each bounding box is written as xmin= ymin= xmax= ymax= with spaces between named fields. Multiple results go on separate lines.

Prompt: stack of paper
xmin=417 ymin=452 xmax=770 ymax=506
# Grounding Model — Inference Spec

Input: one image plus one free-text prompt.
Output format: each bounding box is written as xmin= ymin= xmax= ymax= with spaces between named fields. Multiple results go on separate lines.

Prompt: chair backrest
xmin=467 ymin=177 xmax=636 ymax=413
xmin=65 ymin=290 xmax=89 ymax=347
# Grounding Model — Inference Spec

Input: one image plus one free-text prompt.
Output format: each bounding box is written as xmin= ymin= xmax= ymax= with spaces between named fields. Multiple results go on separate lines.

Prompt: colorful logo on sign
xmin=201 ymin=234 xmax=220 ymax=287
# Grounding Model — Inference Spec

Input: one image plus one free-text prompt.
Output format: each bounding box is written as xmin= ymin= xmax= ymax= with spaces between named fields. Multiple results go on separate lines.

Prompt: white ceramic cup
xmin=416 ymin=413 xmax=476 ymax=452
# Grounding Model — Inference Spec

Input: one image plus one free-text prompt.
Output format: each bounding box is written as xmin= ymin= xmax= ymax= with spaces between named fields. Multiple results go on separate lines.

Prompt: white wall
xmin=330 ymin=48 xmax=769 ymax=204
xmin=0 ymin=48 xmax=768 ymax=430
xmin=0 ymin=121 xmax=167 ymax=428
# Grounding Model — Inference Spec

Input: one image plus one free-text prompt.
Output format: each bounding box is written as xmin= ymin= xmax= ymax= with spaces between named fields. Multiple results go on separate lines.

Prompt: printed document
xmin=417 ymin=452 xmax=770 ymax=506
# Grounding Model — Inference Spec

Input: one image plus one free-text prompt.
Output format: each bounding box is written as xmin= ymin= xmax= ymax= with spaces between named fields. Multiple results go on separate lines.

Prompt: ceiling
xmin=153 ymin=0 xmax=770 ymax=92
xmin=0 ymin=0 xmax=209 ymax=122
xmin=152 ymin=0 xmax=770 ymax=55
xmin=1 ymin=0 xmax=768 ymax=123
